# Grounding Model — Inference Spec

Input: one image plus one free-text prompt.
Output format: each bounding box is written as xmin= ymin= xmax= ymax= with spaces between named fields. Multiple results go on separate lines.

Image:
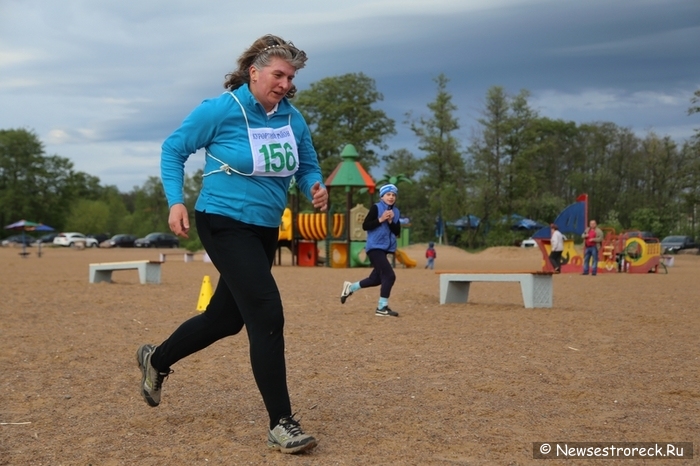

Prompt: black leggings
xmin=151 ymin=211 xmax=290 ymax=428
xmin=359 ymin=249 xmax=396 ymax=299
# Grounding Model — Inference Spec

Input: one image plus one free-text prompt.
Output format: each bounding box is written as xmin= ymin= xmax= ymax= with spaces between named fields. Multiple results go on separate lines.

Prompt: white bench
xmin=89 ymin=260 xmax=162 ymax=284
xmin=159 ymin=252 xmax=209 ymax=263
xmin=437 ymin=270 xmax=553 ymax=308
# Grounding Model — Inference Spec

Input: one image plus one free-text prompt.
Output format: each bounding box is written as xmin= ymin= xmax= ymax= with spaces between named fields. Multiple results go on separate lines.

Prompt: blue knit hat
xmin=379 ymin=184 xmax=398 ymax=197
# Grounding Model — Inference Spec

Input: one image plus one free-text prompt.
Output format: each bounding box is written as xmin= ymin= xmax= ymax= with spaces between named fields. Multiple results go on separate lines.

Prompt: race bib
xmin=248 ymin=125 xmax=299 ymax=177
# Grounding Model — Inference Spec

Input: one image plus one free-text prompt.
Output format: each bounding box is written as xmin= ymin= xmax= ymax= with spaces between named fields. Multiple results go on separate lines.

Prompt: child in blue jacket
xmin=340 ymin=184 xmax=401 ymax=317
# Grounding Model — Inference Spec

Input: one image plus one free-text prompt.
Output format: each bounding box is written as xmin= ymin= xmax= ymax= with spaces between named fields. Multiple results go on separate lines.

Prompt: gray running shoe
xmin=375 ymin=306 xmax=399 ymax=317
xmin=267 ymin=415 xmax=318 ymax=454
xmin=136 ymin=344 xmax=172 ymax=407
xmin=340 ymin=281 xmax=353 ymax=304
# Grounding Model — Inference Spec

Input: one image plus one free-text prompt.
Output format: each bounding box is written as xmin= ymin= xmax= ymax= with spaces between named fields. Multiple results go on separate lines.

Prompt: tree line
xmin=296 ymin=75 xmax=700 ymax=247
xmin=0 ymin=128 xmax=204 ymax=249
xmin=2 ymin=77 xmax=699 ymax=249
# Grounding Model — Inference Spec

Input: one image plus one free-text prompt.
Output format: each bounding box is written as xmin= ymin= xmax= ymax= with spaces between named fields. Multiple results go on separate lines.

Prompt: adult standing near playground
xmin=135 ymin=34 xmax=327 ymax=454
xmin=582 ymin=219 xmax=603 ymax=275
xmin=549 ymin=224 xmax=564 ymax=273
xmin=340 ymin=184 xmax=401 ymax=317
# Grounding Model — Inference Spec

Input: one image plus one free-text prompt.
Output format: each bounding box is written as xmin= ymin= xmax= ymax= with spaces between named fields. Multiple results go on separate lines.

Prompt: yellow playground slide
xmin=394 ymin=249 xmax=417 ymax=268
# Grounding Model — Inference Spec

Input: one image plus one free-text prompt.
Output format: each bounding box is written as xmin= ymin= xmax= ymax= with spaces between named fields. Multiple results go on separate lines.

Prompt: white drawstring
xmin=202 ymin=151 xmax=234 ymax=177
xmin=202 ymin=91 xmax=293 ymax=178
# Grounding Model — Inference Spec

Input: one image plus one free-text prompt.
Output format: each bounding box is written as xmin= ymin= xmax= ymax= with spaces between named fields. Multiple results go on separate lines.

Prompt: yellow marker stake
xmin=196 ymin=275 xmax=213 ymax=312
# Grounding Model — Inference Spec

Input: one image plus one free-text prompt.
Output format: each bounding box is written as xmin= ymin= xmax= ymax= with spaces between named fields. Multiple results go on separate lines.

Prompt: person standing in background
xmin=549 ymin=224 xmax=564 ymax=273
xmin=425 ymin=242 xmax=436 ymax=270
xmin=582 ymin=219 xmax=603 ymax=276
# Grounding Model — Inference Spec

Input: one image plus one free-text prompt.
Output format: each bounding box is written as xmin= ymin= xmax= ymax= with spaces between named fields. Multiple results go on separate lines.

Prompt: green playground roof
xmin=324 ymin=144 xmax=376 ymax=192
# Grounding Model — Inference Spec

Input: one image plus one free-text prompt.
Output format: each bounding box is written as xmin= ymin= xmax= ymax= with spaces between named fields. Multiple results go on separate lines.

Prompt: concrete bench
xmin=89 ymin=260 xmax=162 ymax=284
xmin=436 ymin=270 xmax=553 ymax=308
xmin=159 ymin=252 xmax=209 ymax=263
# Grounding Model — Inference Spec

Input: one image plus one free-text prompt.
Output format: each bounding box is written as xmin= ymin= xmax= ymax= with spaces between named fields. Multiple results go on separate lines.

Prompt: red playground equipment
xmin=531 ymin=194 xmax=665 ymax=274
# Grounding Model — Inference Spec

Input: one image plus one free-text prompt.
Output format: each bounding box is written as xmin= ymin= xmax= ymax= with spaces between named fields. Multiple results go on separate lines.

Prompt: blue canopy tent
xmin=512 ymin=217 xmax=547 ymax=231
xmin=498 ymin=214 xmax=546 ymax=231
xmin=447 ymin=215 xmax=481 ymax=230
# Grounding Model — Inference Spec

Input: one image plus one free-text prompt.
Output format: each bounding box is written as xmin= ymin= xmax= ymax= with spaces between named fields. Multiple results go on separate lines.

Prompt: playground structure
xmin=277 ymin=202 xmax=373 ymax=267
xmin=276 ymin=144 xmax=416 ymax=268
xmin=531 ymin=194 xmax=664 ymax=274
xmin=295 ymin=206 xmax=370 ymax=268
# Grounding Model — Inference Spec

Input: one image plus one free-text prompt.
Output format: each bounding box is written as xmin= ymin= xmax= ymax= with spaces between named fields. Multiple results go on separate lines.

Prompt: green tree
xmin=637 ymin=133 xmax=686 ymax=232
xmin=689 ymin=89 xmax=700 ymax=116
xmin=674 ymin=91 xmax=700 ymax=239
xmin=408 ymin=74 xmax=467 ymax=244
xmin=101 ymin=186 xmax=131 ymax=234
xmin=467 ymin=86 xmax=510 ymax=224
xmin=294 ymin=73 xmax=396 ymax=174
xmin=573 ymin=122 xmax=639 ymax=225
xmin=63 ymin=185 xmax=132 ymax=236
xmin=381 ymin=148 xmax=422 ymax=179
xmin=0 ymin=128 xmax=46 ymax=227
xmin=130 ymin=177 xmax=169 ymax=236
xmin=65 ymin=199 xmax=111 ymax=234
xmin=0 ymin=129 xmax=103 ymax=232
xmin=680 ymin=140 xmax=700 ymax=239
xmin=502 ymin=89 xmax=537 ymax=214
xmin=519 ymin=117 xmax=577 ymax=217
xmin=629 ymin=207 xmax=664 ymax=237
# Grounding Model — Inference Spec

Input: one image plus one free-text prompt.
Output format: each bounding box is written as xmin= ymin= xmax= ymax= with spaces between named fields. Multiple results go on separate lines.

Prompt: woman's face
xmin=249 ymin=57 xmax=296 ymax=112
xmin=381 ymin=192 xmax=396 ymax=206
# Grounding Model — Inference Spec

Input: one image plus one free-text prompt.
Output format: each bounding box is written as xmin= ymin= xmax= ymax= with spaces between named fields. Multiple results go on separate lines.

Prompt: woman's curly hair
xmin=223 ymin=34 xmax=307 ymax=98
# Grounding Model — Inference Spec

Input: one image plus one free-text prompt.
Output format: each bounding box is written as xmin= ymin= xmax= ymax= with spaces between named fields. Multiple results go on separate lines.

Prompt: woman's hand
xmin=168 ymin=203 xmax=190 ymax=238
xmin=311 ymin=182 xmax=328 ymax=211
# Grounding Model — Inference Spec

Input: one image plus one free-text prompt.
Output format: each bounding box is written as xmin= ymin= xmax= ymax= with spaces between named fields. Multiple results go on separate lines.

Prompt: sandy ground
xmin=0 ymin=242 xmax=698 ymax=465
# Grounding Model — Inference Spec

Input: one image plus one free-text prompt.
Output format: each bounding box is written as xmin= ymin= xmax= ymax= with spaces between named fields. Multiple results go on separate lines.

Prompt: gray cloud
xmin=1 ymin=0 xmax=698 ymax=190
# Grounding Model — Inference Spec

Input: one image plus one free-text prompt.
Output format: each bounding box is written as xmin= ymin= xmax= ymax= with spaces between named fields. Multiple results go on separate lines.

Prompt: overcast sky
xmin=2 ymin=0 xmax=699 ymax=191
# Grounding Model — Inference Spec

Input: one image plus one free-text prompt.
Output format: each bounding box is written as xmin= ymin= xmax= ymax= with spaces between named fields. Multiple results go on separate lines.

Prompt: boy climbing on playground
xmin=425 ymin=242 xmax=436 ymax=269
xmin=340 ymin=184 xmax=401 ymax=317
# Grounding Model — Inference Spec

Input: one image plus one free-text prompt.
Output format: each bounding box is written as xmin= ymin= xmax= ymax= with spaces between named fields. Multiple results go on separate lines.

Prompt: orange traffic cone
xmin=196 ymin=275 xmax=213 ymax=312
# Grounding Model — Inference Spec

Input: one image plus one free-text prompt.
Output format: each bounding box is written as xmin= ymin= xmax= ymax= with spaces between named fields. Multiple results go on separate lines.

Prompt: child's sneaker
xmin=375 ymin=306 xmax=399 ymax=317
xmin=267 ymin=415 xmax=317 ymax=454
xmin=340 ymin=281 xmax=353 ymax=304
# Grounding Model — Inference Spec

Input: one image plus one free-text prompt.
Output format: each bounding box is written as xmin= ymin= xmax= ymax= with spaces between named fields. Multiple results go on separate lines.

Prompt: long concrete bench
xmin=159 ymin=252 xmax=210 ymax=263
xmin=436 ymin=270 xmax=553 ymax=308
xmin=89 ymin=260 xmax=162 ymax=284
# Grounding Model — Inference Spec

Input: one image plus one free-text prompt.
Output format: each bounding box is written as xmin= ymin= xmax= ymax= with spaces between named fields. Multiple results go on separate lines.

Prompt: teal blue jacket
xmin=161 ymin=84 xmax=324 ymax=228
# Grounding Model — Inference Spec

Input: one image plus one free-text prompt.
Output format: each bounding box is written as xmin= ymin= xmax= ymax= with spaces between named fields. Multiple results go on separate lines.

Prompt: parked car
xmin=34 ymin=233 xmax=58 ymax=244
xmin=660 ymin=235 xmax=697 ymax=253
xmin=623 ymin=231 xmax=658 ymax=244
xmin=134 ymin=232 xmax=180 ymax=248
xmin=88 ymin=233 xmax=110 ymax=244
xmin=1 ymin=234 xmax=35 ymax=247
xmin=104 ymin=234 xmax=138 ymax=248
xmin=520 ymin=237 xmax=537 ymax=248
xmin=53 ymin=232 xmax=99 ymax=248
